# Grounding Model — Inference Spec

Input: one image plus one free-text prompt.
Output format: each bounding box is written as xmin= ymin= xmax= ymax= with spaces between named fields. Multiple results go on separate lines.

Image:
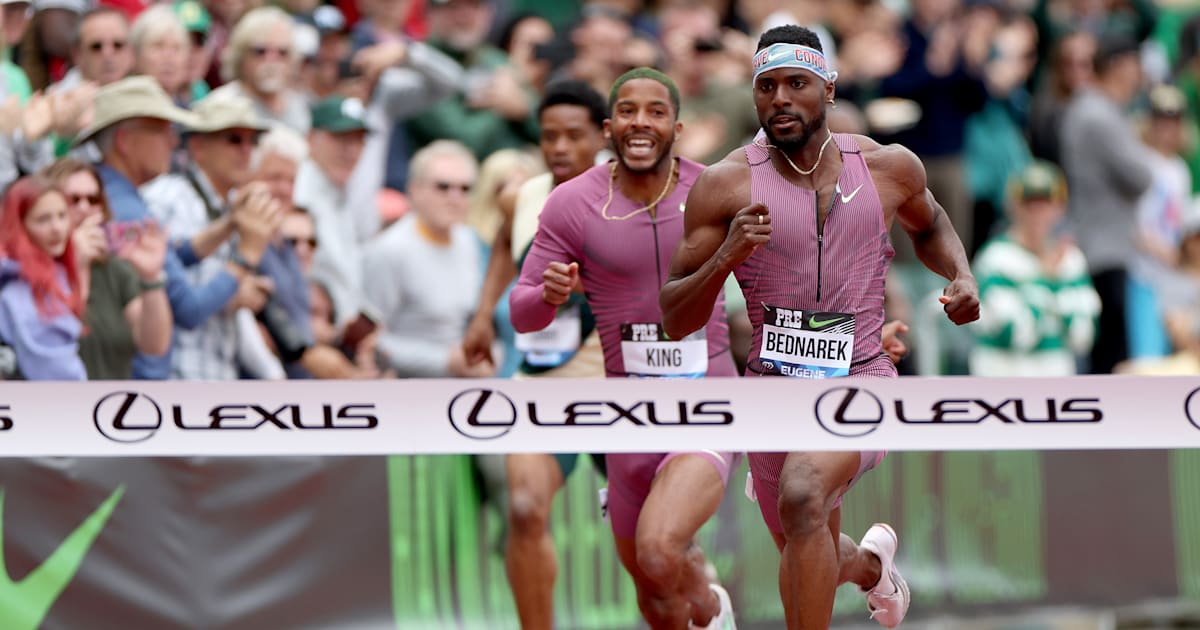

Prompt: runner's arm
xmin=660 ymin=162 xmax=759 ymax=340
xmin=509 ymin=190 xmax=583 ymax=333
xmin=890 ymin=146 xmax=979 ymax=325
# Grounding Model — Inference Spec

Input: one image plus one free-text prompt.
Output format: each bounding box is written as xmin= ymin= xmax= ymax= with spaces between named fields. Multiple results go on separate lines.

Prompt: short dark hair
xmin=73 ymin=7 xmax=129 ymax=48
xmin=608 ymin=67 xmax=680 ymax=118
xmin=1093 ymin=33 xmax=1139 ymax=76
xmin=756 ymin=24 xmax=823 ymax=54
xmin=538 ymin=80 xmax=607 ymax=129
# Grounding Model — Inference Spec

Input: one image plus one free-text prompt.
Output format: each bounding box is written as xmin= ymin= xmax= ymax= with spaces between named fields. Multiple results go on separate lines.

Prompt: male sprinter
xmin=461 ymin=80 xmax=610 ymax=630
xmin=511 ymin=68 xmax=738 ymax=630
xmin=660 ymin=26 xmax=979 ymax=629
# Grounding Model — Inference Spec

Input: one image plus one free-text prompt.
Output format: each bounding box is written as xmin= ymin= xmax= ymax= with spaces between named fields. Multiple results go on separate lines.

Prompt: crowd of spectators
xmin=0 ymin=0 xmax=1198 ymax=383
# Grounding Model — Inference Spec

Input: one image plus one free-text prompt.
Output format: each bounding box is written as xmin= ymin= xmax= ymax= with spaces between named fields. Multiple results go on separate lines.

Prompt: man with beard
xmin=210 ymin=6 xmax=311 ymax=133
xmin=510 ymin=68 xmax=737 ymax=630
xmin=660 ymin=25 xmax=979 ymax=629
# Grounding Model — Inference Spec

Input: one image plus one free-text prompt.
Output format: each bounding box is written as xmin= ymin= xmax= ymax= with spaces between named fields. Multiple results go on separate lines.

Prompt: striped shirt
xmin=511 ymin=159 xmax=736 ymax=378
xmin=736 ymin=133 xmax=894 ymax=376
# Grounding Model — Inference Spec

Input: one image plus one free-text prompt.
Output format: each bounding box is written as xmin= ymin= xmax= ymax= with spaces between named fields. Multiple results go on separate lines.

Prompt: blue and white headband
xmin=752 ymin=43 xmax=838 ymax=83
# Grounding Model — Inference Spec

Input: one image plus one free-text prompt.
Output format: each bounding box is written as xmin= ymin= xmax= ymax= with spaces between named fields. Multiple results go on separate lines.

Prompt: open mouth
xmin=623 ymin=136 xmax=657 ymax=159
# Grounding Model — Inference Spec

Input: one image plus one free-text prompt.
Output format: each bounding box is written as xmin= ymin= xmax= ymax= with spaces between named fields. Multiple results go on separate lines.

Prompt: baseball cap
xmin=1149 ymin=83 xmax=1186 ymax=118
xmin=296 ymin=4 xmax=347 ymax=36
xmin=1011 ymin=160 xmax=1066 ymax=203
xmin=172 ymin=0 xmax=211 ymax=33
xmin=310 ymin=96 xmax=369 ymax=133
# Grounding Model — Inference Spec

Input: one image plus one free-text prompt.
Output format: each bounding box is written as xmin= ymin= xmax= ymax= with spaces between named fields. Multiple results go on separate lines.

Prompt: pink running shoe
xmin=858 ymin=523 xmax=910 ymax=628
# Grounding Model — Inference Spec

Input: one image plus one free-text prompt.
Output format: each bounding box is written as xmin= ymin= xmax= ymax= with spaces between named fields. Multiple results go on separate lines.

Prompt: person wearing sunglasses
xmin=361 ymin=139 xmax=491 ymax=379
xmin=139 ymin=88 xmax=285 ymax=381
xmin=41 ymin=157 xmax=172 ymax=380
xmin=210 ymin=5 xmax=310 ymax=134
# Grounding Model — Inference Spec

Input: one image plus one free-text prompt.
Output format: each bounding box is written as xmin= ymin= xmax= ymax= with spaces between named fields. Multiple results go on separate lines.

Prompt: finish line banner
xmin=0 ymin=375 xmax=1198 ymax=457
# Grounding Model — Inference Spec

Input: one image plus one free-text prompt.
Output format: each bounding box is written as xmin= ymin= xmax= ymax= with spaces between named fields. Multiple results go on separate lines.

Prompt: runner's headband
xmin=752 ymin=43 xmax=838 ymax=83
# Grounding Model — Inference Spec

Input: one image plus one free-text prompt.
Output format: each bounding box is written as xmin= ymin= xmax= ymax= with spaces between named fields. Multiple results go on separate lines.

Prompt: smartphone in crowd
xmin=340 ymin=311 xmax=380 ymax=355
xmin=104 ymin=221 xmax=142 ymax=252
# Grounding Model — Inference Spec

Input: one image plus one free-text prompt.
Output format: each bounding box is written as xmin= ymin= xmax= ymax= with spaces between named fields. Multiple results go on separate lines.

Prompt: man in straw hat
xmin=82 ymin=75 xmax=274 ymax=380
xmin=139 ymin=88 xmax=286 ymax=381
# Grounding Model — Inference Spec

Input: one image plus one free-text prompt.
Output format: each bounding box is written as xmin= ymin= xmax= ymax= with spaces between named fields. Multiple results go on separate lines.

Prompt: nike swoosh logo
xmin=808 ymin=315 xmax=844 ymax=329
xmin=0 ymin=486 xmax=124 ymax=629
xmin=839 ymin=184 xmax=864 ymax=204
xmin=679 ymin=203 xmax=686 ymax=213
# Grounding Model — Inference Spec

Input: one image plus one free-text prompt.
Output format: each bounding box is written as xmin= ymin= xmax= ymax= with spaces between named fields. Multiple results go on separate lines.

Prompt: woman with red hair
xmin=0 ymin=177 xmax=87 ymax=380
xmin=43 ymin=158 xmax=172 ymax=380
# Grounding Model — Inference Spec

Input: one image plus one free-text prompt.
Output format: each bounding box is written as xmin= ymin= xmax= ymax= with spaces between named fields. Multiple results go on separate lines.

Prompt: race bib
xmin=515 ymin=304 xmax=582 ymax=367
xmin=757 ymin=305 xmax=855 ymax=378
xmin=620 ymin=322 xmax=707 ymax=378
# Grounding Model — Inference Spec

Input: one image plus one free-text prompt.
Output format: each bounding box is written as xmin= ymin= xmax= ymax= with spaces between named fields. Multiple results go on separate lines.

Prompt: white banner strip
xmin=0 ymin=375 xmax=1197 ymax=457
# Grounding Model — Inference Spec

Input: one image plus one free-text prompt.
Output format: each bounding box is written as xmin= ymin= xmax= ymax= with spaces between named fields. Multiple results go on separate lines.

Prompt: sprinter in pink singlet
xmin=660 ymin=26 xmax=979 ymax=630
xmin=511 ymin=68 xmax=739 ymax=630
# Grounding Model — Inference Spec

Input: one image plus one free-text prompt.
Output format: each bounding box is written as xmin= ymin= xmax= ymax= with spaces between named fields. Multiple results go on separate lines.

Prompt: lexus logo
xmin=94 ymin=391 xmax=163 ymax=443
xmin=448 ymin=389 xmax=517 ymax=440
xmin=1186 ymin=387 xmax=1200 ymax=432
xmin=814 ymin=387 xmax=883 ymax=437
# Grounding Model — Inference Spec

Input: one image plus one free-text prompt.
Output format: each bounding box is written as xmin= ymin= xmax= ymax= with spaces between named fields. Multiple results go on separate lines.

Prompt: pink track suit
xmin=737 ymin=133 xmax=891 ymax=533
xmin=510 ymin=158 xmax=739 ymax=538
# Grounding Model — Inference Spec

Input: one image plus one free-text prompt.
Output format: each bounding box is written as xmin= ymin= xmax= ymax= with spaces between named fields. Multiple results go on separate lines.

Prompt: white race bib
xmin=757 ymin=305 xmax=854 ymax=378
xmin=620 ymin=322 xmax=707 ymax=378
xmin=515 ymin=304 xmax=582 ymax=367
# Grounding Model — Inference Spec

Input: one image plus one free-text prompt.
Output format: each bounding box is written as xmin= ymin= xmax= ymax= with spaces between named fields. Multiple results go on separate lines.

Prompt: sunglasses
xmin=285 ymin=236 xmax=318 ymax=249
xmin=220 ymin=132 xmax=260 ymax=146
xmin=67 ymin=193 xmax=103 ymax=206
xmin=434 ymin=181 xmax=472 ymax=194
xmin=251 ymin=45 xmax=290 ymax=58
xmin=86 ymin=39 xmax=127 ymax=53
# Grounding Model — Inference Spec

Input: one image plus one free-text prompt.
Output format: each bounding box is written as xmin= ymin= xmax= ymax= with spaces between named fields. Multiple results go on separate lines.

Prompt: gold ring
xmin=758 ymin=214 xmax=764 ymax=225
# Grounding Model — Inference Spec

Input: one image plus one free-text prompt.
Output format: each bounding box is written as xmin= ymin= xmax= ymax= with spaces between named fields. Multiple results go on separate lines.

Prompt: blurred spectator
xmin=140 ymin=90 xmax=283 ymax=381
xmin=660 ymin=0 xmax=757 ymax=165
xmin=3 ymin=0 xmax=31 ymax=53
xmin=294 ymin=94 xmax=371 ymax=332
xmin=497 ymin=11 xmax=554 ymax=94
xmin=466 ymin=147 xmax=541 ymax=377
xmin=363 ymin=139 xmax=491 ymax=378
xmin=1060 ymin=35 xmax=1152 ymax=374
xmin=81 ymin=76 xmax=247 ymax=379
xmin=200 ymin=0 xmax=255 ymax=89
xmin=43 ymin=158 xmax=172 ymax=379
xmin=1031 ymin=0 xmax=1156 ymax=67
xmin=213 ymin=6 xmax=311 ymax=132
xmin=350 ymin=0 xmax=415 ymax=51
xmin=1162 ymin=207 xmax=1200 ymax=359
xmin=248 ymin=124 xmax=376 ymax=379
xmin=343 ymin=30 xmax=465 ymax=239
xmin=55 ymin=7 xmax=132 ymax=92
xmin=130 ymin=4 xmax=191 ymax=104
xmin=561 ymin=3 xmax=633 ymax=97
xmin=295 ymin=4 xmax=350 ymax=104
xmin=171 ymin=0 xmax=214 ymax=102
xmin=1129 ymin=84 xmax=1191 ymax=360
xmin=0 ymin=176 xmax=85 ymax=380
xmin=879 ymin=0 xmax=988 ymax=258
xmin=0 ymin=0 xmax=53 ymax=192
xmin=467 ymin=147 xmax=540 ymax=247
xmin=16 ymin=0 xmax=85 ymax=91
xmin=407 ymin=0 xmax=540 ymax=161
xmin=964 ymin=9 xmax=1038 ymax=255
xmin=970 ymin=161 xmax=1100 ymax=377
xmin=1029 ymin=30 xmax=1095 ymax=165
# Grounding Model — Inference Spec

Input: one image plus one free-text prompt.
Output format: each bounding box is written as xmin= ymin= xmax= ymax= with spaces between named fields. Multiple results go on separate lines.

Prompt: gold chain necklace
xmin=755 ymin=131 xmax=833 ymax=176
xmin=600 ymin=158 xmax=679 ymax=221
